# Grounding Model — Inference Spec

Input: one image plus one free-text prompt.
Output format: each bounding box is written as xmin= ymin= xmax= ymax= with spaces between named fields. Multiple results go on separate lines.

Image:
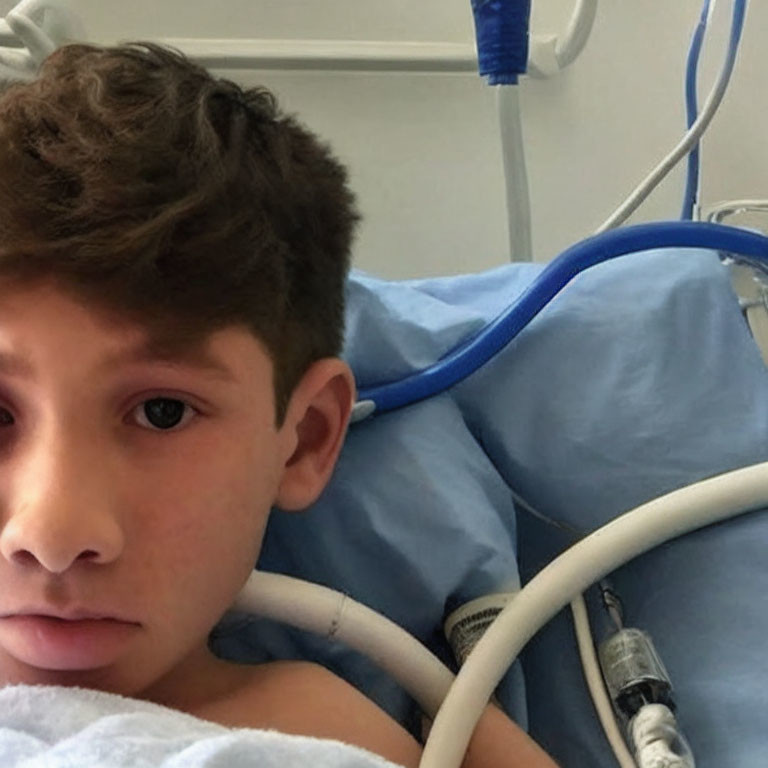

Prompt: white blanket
xmin=0 ymin=684 xmax=402 ymax=767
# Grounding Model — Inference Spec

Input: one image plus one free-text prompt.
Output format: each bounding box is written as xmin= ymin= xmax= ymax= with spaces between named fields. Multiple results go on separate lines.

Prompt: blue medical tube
xmin=357 ymin=221 xmax=768 ymax=414
xmin=681 ymin=0 xmax=748 ymax=220
xmin=471 ymin=0 xmax=532 ymax=85
xmin=681 ymin=0 xmax=711 ymax=221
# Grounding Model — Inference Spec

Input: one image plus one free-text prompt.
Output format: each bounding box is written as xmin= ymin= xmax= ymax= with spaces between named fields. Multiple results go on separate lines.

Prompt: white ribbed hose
xmin=233 ymin=570 xmax=455 ymax=718
xmin=420 ymin=460 xmax=768 ymax=768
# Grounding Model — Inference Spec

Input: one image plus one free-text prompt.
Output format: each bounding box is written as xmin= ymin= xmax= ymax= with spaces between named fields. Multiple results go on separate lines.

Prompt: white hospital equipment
xmin=2 ymin=2 xmax=767 ymax=767
xmin=234 ymin=456 xmax=768 ymax=768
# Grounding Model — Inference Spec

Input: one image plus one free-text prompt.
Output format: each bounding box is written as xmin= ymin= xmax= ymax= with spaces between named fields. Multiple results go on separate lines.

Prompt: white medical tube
xmin=570 ymin=594 xmax=637 ymax=768
xmin=233 ymin=571 xmax=455 ymax=718
xmin=596 ymin=0 xmax=741 ymax=233
xmin=420 ymin=460 xmax=768 ymax=768
xmin=498 ymin=85 xmax=533 ymax=262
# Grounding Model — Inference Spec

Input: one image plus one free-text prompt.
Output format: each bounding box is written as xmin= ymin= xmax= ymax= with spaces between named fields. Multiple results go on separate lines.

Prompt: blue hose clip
xmin=470 ymin=0 xmax=532 ymax=85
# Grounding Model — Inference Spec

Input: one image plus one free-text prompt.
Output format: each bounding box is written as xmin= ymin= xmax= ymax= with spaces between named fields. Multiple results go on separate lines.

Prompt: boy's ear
xmin=274 ymin=358 xmax=356 ymax=511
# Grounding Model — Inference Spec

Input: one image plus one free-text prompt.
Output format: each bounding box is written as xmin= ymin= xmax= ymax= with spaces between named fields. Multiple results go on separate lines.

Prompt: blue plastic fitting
xmin=470 ymin=0 xmax=532 ymax=85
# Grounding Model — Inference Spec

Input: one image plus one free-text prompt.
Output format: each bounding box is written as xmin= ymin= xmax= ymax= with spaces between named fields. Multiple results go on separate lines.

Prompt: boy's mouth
xmin=3 ymin=607 xmax=134 ymax=621
xmin=0 ymin=611 xmax=141 ymax=671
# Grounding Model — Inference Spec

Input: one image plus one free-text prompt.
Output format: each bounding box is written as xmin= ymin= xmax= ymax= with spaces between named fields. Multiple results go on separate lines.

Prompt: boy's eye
xmin=0 ymin=408 xmax=13 ymax=426
xmin=132 ymin=398 xmax=195 ymax=431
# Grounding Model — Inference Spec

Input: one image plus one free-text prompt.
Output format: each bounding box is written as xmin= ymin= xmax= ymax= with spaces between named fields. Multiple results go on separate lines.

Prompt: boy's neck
xmin=139 ymin=644 xmax=246 ymax=717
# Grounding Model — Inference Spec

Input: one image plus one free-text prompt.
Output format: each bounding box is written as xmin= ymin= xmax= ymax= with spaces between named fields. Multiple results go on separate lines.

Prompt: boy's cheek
xmin=135 ymin=493 xmax=269 ymax=578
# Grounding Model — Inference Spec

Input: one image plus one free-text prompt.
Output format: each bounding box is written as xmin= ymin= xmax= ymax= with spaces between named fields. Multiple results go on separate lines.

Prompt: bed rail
xmin=157 ymin=38 xmax=477 ymax=73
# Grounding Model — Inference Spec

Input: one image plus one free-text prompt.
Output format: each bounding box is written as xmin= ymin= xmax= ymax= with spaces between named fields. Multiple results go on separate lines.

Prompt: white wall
xmin=15 ymin=1 xmax=768 ymax=278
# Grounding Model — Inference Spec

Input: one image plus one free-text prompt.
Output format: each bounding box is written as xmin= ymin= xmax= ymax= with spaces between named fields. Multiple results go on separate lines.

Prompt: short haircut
xmin=0 ymin=42 xmax=359 ymax=421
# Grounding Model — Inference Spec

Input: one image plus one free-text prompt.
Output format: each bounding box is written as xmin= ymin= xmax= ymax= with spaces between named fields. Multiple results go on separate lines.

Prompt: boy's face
xmin=0 ymin=280 xmax=291 ymax=697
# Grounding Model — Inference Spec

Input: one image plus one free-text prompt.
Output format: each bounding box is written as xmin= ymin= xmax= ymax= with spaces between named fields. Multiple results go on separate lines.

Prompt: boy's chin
xmin=0 ymin=634 xmax=167 ymax=699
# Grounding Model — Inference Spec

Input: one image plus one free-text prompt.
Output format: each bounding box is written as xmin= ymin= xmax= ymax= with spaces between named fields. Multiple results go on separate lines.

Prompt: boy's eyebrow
xmin=101 ymin=341 xmax=237 ymax=381
xmin=0 ymin=343 xmax=236 ymax=382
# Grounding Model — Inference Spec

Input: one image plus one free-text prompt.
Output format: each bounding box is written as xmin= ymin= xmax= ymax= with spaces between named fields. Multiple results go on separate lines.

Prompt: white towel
xmin=0 ymin=684 xmax=403 ymax=767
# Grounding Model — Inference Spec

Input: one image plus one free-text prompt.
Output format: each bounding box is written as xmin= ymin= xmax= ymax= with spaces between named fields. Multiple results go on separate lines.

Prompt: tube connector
xmin=470 ymin=0 xmax=532 ymax=85
xmin=630 ymin=703 xmax=695 ymax=768
xmin=598 ymin=628 xmax=674 ymax=719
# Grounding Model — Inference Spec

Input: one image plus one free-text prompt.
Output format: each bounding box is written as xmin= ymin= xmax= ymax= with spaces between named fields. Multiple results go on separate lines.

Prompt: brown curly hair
xmin=0 ymin=42 xmax=359 ymax=421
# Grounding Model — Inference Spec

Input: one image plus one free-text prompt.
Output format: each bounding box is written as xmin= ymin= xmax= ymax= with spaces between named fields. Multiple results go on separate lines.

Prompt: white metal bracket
xmin=528 ymin=0 xmax=598 ymax=79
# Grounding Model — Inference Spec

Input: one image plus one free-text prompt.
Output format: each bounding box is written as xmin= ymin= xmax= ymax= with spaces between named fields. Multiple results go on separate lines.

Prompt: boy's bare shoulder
xmin=197 ymin=660 xmax=421 ymax=767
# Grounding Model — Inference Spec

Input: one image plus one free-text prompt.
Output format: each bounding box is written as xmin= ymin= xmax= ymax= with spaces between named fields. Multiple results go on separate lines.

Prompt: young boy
xmin=0 ymin=43 xmax=557 ymax=767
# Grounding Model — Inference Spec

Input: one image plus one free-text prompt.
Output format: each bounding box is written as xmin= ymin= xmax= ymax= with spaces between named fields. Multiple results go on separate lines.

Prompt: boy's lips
xmin=0 ymin=610 xmax=142 ymax=671
xmin=1 ymin=607 xmax=137 ymax=622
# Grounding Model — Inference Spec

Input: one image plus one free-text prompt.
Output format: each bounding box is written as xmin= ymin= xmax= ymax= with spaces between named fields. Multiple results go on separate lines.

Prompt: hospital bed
xmin=2 ymin=2 xmax=768 ymax=767
xmin=234 ymin=236 xmax=768 ymax=768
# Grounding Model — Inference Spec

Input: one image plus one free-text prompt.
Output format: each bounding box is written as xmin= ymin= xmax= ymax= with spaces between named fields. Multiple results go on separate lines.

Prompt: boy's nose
xmin=0 ymin=438 xmax=124 ymax=574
